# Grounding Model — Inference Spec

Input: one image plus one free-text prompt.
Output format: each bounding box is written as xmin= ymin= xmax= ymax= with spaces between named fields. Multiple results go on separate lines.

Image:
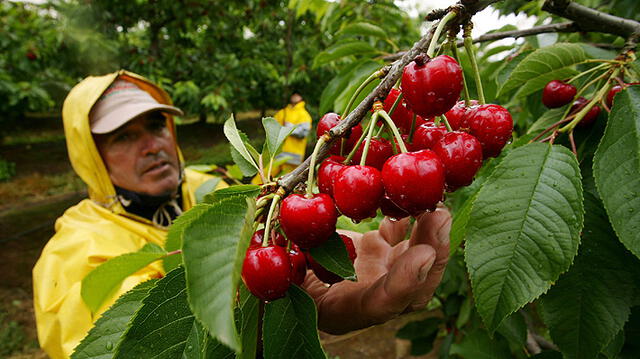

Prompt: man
xmin=32 ymin=70 xmax=218 ymax=358
xmin=33 ymin=70 xmax=451 ymax=358
xmin=273 ymin=92 xmax=312 ymax=173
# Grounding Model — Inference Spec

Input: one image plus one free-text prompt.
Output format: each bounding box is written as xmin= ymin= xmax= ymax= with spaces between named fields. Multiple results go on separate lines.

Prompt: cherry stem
xmin=378 ymin=110 xmax=408 ymax=153
xmin=266 ymin=157 xmax=274 ymax=182
xmin=530 ymin=115 xmax=575 ymax=143
xmin=256 ymin=193 xmax=275 ymax=209
xmin=463 ymin=23 xmax=485 ymax=105
xmin=165 ymin=249 xmax=182 ymax=257
xmin=569 ymin=131 xmax=578 ymax=156
xmin=449 ymin=34 xmax=471 ymax=107
xmin=440 ymin=115 xmax=454 ymax=132
xmin=567 ymin=62 xmax=609 ymax=84
xmin=560 ymin=67 xmax=620 ymax=133
xmin=427 ymin=11 xmax=457 ymax=58
xmin=344 ymin=114 xmax=376 ymax=165
xmin=408 ymin=113 xmax=417 ymax=142
xmin=262 ymin=194 xmax=281 ymax=247
xmin=360 ymin=112 xmax=380 ymax=166
xmin=375 ymin=122 xmax=385 ymax=137
xmin=306 ymin=136 xmax=327 ymax=196
xmin=257 ymin=153 xmax=267 ymax=184
xmin=388 ymin=91 xmax=403 ymax=117
xmin=341 ymin=69 xmax=384 ymax=120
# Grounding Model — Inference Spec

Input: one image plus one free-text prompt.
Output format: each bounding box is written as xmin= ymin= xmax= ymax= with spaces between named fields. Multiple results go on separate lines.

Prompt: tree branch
xmin=542 ymin=0 xmax=640 ymax=39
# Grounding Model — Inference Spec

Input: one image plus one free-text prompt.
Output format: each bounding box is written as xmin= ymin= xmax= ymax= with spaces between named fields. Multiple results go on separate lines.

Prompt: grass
xmin=0 ymin=171 xmax=85 ymax=211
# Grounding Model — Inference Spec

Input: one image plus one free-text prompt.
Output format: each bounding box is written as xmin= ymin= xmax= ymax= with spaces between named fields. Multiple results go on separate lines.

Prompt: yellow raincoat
xmin=274 ymin=101 xmax=312 ymax=167
xmin=32 ymin=70 xmax=219 ymax=358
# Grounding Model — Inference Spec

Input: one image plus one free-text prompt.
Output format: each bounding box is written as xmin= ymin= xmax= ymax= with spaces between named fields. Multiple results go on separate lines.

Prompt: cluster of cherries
xmin=242 ymin=54 xmax=514 ymax=302
xmin=542 ymin=79 xmax=637 ymax=126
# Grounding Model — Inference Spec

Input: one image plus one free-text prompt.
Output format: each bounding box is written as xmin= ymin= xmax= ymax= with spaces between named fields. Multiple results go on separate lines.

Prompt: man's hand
xmin=303 ymin=207 xmax=451 ymax=334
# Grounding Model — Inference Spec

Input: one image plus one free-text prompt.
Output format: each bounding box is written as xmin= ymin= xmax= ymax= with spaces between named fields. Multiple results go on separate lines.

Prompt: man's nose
xmin=140 ymin=131 xmax=164 ymax=156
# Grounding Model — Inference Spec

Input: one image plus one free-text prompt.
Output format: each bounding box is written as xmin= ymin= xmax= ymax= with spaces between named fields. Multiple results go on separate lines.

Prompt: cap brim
xmin=91 ymin=103 xmax=183 ymax=134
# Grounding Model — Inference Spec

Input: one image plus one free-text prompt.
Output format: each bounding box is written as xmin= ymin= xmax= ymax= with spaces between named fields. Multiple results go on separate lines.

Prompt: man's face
xmin=94 ymin=112 xmax=180 ymax=197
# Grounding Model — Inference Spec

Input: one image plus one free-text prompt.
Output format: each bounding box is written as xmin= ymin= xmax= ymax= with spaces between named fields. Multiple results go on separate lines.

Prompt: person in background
xmin=273 ymin=92 xmax=312 ymax=173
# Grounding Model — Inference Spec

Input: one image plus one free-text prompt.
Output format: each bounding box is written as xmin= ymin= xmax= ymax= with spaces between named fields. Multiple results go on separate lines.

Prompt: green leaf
xmin=497 ymin=43 xmax=586 ymax=98
xmin=72 ymin=280 xmax=157 ymax=359
xmin=308 ymin=232 xmax=356 ymax=281
xmin=449 ymin=329 xmax=512 ymax=359
xmin=230 ymin=146 xmax=259 ymax=177
xmin=396 ymin=317 xmax=441 ymax=340
xmin=313 ymin=40 xmax=378 ymax=68
xmin=333 ymin=60 xmax=381 ymax=114
xmin=593 ymin=85 xmax=640 ymax=258
xmin=114 ymin=268 xmax=218 ymax=358
xmin=81 ymin=243 xmax=166 ymax=313
xmin=450 ymin=191 xmax=477 ymax=254
xmin=235 ymin=284 xmax=260 ymax=359
xmin=539 ymin=192 xmax=636 ymax=359
xmin=182 ymin=195 xmax=257 ymax=352
xmin=527 ymin=108 xmax=567 ymax=135
xmin=202 ymin=185 xmax=261 ymax=205
xmin=496 ymin=312 xmax=527 ymax=347
xmin=465 ymin=143 xmax=583 ymax=332
xmin=262 ymin=117 xmax=294 ymax=159
xmin=335 ymin=22 xmax=387 ymax=40
xmin=183 ymin=319 xmax=235 ymax=359
xmin=164 ymin=204 xmax=213 ymax=273
xmin=601 ymin=330 xmax=624 ymax=359
xmin=263 ymin=285 xmax=326 ymax=359
xmin=319 ymin=60 xmax=361 ymax=114
xmin=224 ymin=116 xmax=259 ymax=174
xmin=195 ymin=178 xmax=222 ymax=204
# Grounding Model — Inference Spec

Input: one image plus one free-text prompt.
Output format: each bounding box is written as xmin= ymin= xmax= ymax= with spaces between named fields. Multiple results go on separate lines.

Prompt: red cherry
xmin=288 ymin=244 xmax=307 ymax=286
xmin=606 ymin=82 xmax=639 ymax=108
xmin=542 ymin=80 xmax=577 ymax=108
xmin=279 ymin=193 xmax=338 ymax=249
xmin=242 ymin=245 xmax=291 ymax=301
xmin=412 ymin=123 xmax=447 ymax=151
xmin=466 ymin=104 xmax=513 ymax=158
xmin=570 ymin=97 xmax=601 ymax=128
xmin=382 ymin=150 xmax=445 ymax=215
xmin=317 ymin=155 xmax=346 ymax=196
xmin=307 ymin=234 xmax=356 ymax=285
xmin=250 ymin=229 xmax=287 ymax=247
xmin=316 ymin=112 xmax=364 ymax=155
xmin=432 ymin=132 xmax=483 ymax=191
xmin=26 ymin=51 xmax=37 ymax=61
xmin=383 ymin=88 xmax=413 ymax=132
xmin=380 ymin=195 xmax=410 ymax=220
xmin=401 ymin=55 xmax=463 ymax=119
xmin=333 ymin=165 xmax=384 ymax=221
xmin=353 ymin=137 xmax=394 ymax=171
xmin=445 ymin=100 xmax=479 ymax=130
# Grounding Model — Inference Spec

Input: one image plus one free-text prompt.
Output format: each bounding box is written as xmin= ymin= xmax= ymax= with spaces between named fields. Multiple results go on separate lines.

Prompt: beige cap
xmin=89 ymin=79 xmax=183 ymax=134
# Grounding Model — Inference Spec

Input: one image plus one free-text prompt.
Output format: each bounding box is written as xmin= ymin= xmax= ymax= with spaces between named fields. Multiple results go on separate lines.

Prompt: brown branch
xmin=277 ymin=24 xmax=439 ymax=192
xmin=542 ymin=0 xmax=640 ymax=39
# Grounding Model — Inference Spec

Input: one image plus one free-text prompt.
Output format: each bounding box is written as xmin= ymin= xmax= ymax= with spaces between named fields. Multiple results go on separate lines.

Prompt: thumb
xmin=361 ymin=244 xmax=436 ymax=323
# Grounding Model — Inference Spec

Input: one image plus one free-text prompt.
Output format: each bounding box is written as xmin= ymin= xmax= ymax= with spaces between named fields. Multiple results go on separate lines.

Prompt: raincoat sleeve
xmin=33 ymin=222 xmax=164 ymax=359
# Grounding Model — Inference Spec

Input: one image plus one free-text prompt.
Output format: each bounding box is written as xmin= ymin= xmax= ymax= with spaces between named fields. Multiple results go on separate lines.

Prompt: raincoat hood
xmin=62 ymin=70 xmax=188 ymax=214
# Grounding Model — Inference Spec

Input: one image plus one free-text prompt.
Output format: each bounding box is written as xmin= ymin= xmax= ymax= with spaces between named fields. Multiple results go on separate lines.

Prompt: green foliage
xmin=593 ymin=86 xmax=640 ymax=258
xmin=0 ymin=158 xmax=15 ymax=181
xmin=263 ymin=286 xmax=326 ymax=359
xmin=81 ymin=243 xmax=166 ymax=313
xmin=308 ymin=232 xmax=356 ymax=281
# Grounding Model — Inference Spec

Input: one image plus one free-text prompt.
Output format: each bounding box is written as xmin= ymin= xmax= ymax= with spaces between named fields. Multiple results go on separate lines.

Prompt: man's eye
xmin=113 ymin=133 xmax=131 ymax=142
xmin=148 ymin=119 xmax=167 ymax=133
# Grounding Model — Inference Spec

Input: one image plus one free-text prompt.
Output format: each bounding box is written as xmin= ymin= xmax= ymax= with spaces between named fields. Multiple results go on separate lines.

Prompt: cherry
xmin=317 ymin=155 xmax=346 ymax=196
xmin=542 ymin=80 xmax=577 ymax=108
xmin=432 ymin=132 xmax=483 ymax=191
xmin=380 ymin=195 xmax=410 ymax=220
xmin=288 ymin=244 xmax=307 ymax=286
xmin=606 ymin=82 xmax=639 ymax=108
xmin=382 ymin=150 xmax=445 ymax=215
xmin=242 ymin=244 xmax=291 ymax=301
xmin=445 ymin=100 xmax=479 ymax=130
xmin=353 ymin=137 xmax=394 ymax=171
xmin=307 ymin=234 xmax=356 ymax=285
xmin=279 ymin=193 xmax=338 ymax=249
xmin=401 ymin=55 xmax=463 ymax=119
xmin=570 ymin=97 xmax=601 ymax=128
xmin=412 ymin=123 xmax=447 ymax=151
xmin=383 ymin=88 xmax=414 ymax=133
xmin=466 ymin=104 xmax=513 ymax=158
xmin=250 ymin=229 xmax=287 ymax=247
xmin=333 ymin=165 xmax=384 ymax=221
xmin=316 ymin=112 xmax=364 ymax=155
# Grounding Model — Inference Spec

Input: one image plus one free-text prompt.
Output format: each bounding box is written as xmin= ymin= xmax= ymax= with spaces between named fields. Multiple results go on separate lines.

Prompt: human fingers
xmin=359 ymin=244 xmax=436 ymax=323
xmin=378 ymin=216 xmax=411 ymax=246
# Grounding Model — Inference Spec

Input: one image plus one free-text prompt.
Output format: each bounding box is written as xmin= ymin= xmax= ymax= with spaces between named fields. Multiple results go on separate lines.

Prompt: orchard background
xmin=1 ymin=0 xmax=640 ymax=358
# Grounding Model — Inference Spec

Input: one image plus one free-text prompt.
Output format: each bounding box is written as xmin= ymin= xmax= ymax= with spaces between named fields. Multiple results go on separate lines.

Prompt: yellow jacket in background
xmin=274 ymin=101 xmax=312 ymax=166
xmin=32 ymin=70 xmax=218 ymax=359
